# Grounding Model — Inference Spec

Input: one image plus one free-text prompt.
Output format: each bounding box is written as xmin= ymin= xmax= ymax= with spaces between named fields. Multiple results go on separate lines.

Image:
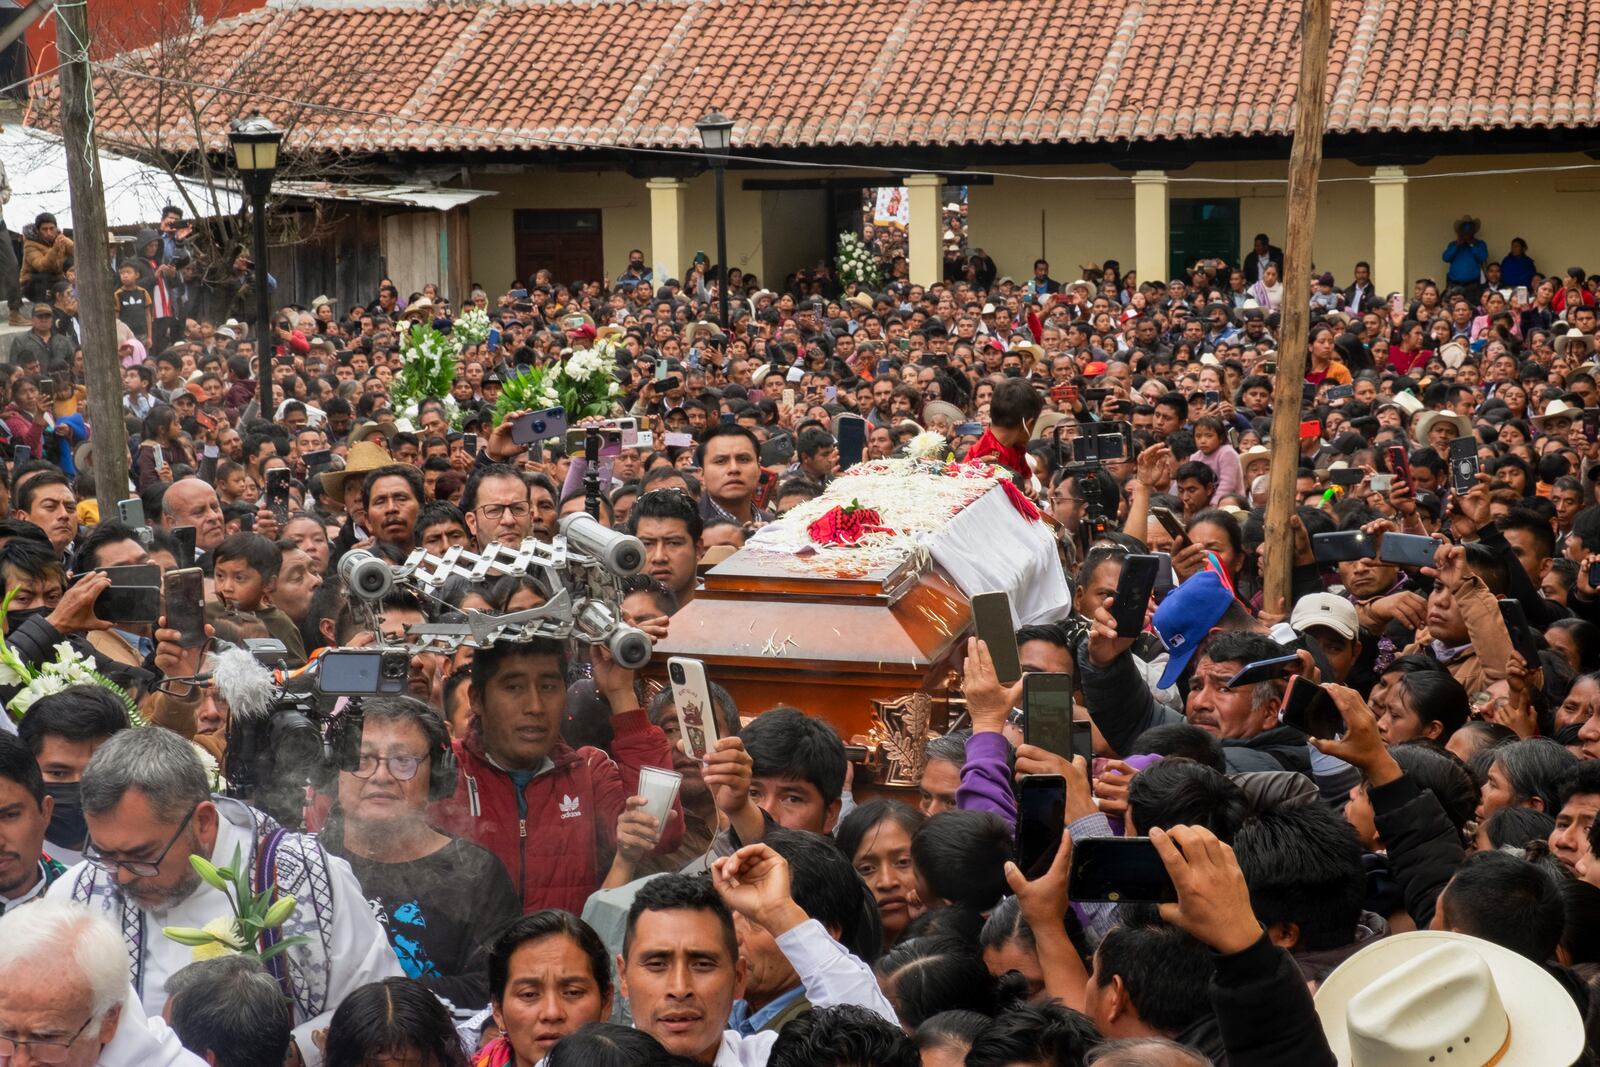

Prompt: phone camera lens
xmin=531 ymin=420 xmax=545 ymax=434
xmin=669 ymin=664 xmax=684 ymax=684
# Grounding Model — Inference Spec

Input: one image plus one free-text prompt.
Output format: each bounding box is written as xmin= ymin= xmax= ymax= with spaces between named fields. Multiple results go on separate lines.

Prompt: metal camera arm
xmin=340 ymin=516 xmax=652 ymax=667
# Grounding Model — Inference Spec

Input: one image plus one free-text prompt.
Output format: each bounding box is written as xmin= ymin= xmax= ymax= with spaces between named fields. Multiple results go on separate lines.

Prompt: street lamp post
xmin=228 ymin=112 xmax=283 ymax=404
xmin=695 ymin=110 xmax=735 ymax=329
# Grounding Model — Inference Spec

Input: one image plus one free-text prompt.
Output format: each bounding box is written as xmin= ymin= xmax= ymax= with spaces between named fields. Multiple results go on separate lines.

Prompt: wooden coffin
xmin=649 ymin=546 xmax=971 ymax=787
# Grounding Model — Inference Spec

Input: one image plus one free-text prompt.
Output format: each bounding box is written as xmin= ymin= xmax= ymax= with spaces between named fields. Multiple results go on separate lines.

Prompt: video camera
xmin=221 ymin=643 xmax=412 ymax=829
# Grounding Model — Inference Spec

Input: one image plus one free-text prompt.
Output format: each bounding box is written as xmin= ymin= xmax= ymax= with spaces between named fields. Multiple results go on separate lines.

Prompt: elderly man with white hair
xmin=0 ymin=899 xmax=205 ymax=1067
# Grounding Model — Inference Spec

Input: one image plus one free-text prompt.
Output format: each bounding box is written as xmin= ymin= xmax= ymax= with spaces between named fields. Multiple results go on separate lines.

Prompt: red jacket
xmin=431 ymin=708 xmax=683 ymax=914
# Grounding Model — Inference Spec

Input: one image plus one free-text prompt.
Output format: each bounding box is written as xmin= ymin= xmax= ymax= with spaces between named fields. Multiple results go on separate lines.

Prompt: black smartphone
xmin=1279 ymin=676 xmax=1344 ymax=738
xmin=1328 ymin=467 xmax=1365 ymax=486
xmin=39 ymin=378 xmax=55 ymax=398
xmin=1585 ymin=410 xmax=1600 ymax=444
xmin=1022 ymin=673 xmax=1075 ymax=758
xmin=719 ymin=412 xmax=737 ymax=426
xmin=511 ymin=406 xmax=569 ymax=446
xmin=1448 ymin=436 xmax=1479 ymax=494
xmin=13 ymin=445 xmax=30 ymax=466
xmin=93 ymin=584 xmax=162 ymax=625
xmin=172 ymin=526 xmax=196 ymax=569
xmin=303 ymin=448 xmax=331 ymax=469
xmin=876 ymin=358 xmax=893 ymax=376
xmin=1590 ymin=561 xmax=1600 ymax=589
xmin=1498 ymin=598 xmax=1540 ymax=667
xmin=240 ymin=512 xmax=255 ymax=532
xmin=1016 ymin=775 xmax=1067 ymax=880
xmin=1378 ymin=532 xmax=1441 ymax=568
xmin=163 ymin=567 xmax=207 ymax=648
xmin=1312 ymin=530 xmax=1375 ymax=564
xmin=1083 ymin=388 xmax=1111 ymax=403
xmin=971 ymin=590 xmax=1022 ymax=686
xmin=1069 ymin=837 xmax=1177 ymax=904
xmin=1151 ymin=506 xmax=1187 ymax=543
xmin=1203 ymin=390 xmax=1220 ymax=405
xmin=1110 ymin=554 xmax=1160 ymax=638
xmin=1224 ymin=653 xmax=1302 ymax=689
xmin=836 ymin=414 xmax=867 ymax=471
xmin=265 ymin=468 xmax=290 ymax=516
xmin=463 ymin=433 xmax=478 ymax=457
xmin=1325 ymin=384 xmax=1355 ymax=401
xmin=89 ymin=563 xmax=161 ymax=588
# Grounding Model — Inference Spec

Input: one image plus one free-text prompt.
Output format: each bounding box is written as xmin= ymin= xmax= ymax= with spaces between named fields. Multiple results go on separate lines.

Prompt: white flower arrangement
xmin=907 ymin=431 xmax=949 ymax=462
xmin=453 ymin=306 xmax=491 ymax=349
xmin=836 ymin=231 xmax=885 ymax=287
xmin=6 ymin=638 xmax=139 ymax=720
xmin=391 ymin=322 xmax=462 ymax=429
xmin=493 ymin=336 xmax=621 ymax=425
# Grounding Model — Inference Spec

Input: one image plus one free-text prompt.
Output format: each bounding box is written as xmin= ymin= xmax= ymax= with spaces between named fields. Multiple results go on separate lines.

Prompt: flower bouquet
xmin=453 ymin=306 xmax=491 ymax=349
xmin=0 ymin=589 xmax=138 ymax=722
xmin=391 ymin=321 xmax=461 ymax=428
xmin=836 ymin=231 xmax=884 ymax=288
xmin=163 ymin=848 xmax=307 ymax=962
xmin=493 ymin=337 xmax=621 ymax=426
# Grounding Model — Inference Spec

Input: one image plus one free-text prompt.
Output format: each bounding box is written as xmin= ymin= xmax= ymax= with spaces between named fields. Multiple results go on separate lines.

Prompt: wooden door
xmin=514 ymin=209 xmax=603 ymax=288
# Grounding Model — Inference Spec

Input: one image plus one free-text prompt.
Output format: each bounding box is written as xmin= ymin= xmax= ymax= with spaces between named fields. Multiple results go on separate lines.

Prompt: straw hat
xmin=1314 ymin=931 xmax=1583 ymax=1067
xmin=848 ymin=292 xmax=876 ymax=311
xmin=321 ymin=440 xmax=393 ymax=498
xmin=1413 ymin=410 xmax=1472 ymax=441
xmin=1554 ymin=328 xmax=1594 ymax=357
xmin=1533 ymin=398 xmax=1583 ymax=426
xmin=401 ymin=297 xmax=435 ymax=321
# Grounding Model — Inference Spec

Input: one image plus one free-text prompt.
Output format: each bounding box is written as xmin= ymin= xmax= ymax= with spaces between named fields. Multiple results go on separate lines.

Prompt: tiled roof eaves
xmin=34 ymin=0 xmax=1600 ymax=155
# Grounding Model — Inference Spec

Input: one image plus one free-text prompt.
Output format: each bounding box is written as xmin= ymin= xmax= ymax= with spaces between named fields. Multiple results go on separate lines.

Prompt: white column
xmin=1371 ymin=166 xmax=1408 ymax=297
xmin=904 ymin=173 xmax=943 ymax=288
xmin=1131 ymin=170 xmax=1169 ymax=283
xmin=646 ymin=177 xmax=689 ymax=284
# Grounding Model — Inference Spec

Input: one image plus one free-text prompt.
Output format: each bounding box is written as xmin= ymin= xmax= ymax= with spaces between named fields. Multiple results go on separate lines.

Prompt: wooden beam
xmin=1261 ymin=0 xmax=1333 ymax=617
xmin=56 ymin=0 xmax=129 ymax=518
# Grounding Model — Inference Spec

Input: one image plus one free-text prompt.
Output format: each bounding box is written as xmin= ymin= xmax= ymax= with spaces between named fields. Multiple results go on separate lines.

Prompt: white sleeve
xmin=776 ymin=918 xmax=901 ymax=1027
xmin=289 ymin=851 xmax=405 ymax=1066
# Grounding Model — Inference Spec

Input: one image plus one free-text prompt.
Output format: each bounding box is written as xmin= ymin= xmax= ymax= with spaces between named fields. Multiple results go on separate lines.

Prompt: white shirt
xmin=710 ymin=919 xmax=900 ymax=1067
xmin=50 ymin=802 xmax=403 ymax=1067
xmin=99 ymin=985 xmax=208 ymax=1067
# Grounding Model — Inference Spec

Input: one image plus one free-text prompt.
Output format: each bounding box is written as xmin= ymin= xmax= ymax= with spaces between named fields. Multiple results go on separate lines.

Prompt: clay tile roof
xmin=34 ymin=0 xmax=1600 ymax=154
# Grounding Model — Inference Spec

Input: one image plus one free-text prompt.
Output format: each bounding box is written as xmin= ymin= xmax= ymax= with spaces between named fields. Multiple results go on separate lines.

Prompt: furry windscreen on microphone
xmin=209 ymin=644 xmax=275 ymax=722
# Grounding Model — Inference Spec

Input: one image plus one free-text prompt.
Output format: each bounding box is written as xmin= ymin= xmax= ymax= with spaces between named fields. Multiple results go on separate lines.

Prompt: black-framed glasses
xmin=351 ymin=753 xmax=428 ymax=781
xmin=84 ymin=803 xmax=198 ymax=878
xmin=0 ymin=1015 xmax=95 ymax=1063
xmin=476 ymin=502 xmax=531 ymax=522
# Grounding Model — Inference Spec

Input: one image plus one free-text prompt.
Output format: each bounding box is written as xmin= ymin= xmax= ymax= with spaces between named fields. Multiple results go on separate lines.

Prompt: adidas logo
xmin=559 ymin=794 xmax=582 ymax=820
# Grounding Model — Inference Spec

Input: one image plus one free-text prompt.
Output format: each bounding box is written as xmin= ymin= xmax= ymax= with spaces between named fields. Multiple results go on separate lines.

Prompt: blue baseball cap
xmin=1153 ymin=569 xmax=1236 ymax=689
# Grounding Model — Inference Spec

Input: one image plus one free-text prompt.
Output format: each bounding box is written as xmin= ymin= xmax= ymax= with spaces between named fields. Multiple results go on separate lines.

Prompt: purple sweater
xmin=957 ymin=731 xmax=1018 ymax=829
xmin=1189 ymin=444 xmax=1243 ymax=501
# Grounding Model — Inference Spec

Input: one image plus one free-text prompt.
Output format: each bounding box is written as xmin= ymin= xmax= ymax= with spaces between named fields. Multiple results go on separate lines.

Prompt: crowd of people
xmin=0 ymin=198 xmax=1598 ymax=1067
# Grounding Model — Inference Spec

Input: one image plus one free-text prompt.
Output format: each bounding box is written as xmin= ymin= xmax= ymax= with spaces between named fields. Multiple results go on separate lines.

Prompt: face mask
xmin=5 ymin=607 xmax=50 ymax=635
xmin=44 ymin=781 xmax=88 ymax=851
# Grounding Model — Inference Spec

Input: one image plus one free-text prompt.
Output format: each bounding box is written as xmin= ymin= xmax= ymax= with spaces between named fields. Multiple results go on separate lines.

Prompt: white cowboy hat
xmin=1413 ymin=409 xmax=1472 ymax=441
xmin=1533 ymin=398 xmax=1583 ymax=425
xmin=1554 ymin=328 xmax=1594 ymax=357
xmin=1387 ymin=391 xmax=1425 ymax=417
xmin=1314 ymin=931 xmax=1583 ymax=1067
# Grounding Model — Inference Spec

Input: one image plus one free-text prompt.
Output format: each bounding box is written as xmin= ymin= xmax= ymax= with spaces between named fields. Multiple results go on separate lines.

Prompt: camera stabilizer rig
xmin=337 ymin=511 xmax=654 ymax=670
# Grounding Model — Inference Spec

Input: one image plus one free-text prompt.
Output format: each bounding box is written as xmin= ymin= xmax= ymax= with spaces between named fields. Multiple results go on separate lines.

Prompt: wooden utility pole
xmin=55 ymin=0 xmax=129 ymax=515
xmin=1261 ymin=0 xmax=1333 ymax=617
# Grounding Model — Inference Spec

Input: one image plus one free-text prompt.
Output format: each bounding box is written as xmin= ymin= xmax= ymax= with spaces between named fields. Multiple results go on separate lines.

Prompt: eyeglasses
xmin=350 ymin=753 xmax=428 ymax=781
xmin=0 ymin=1015 xmax=95 ymax=1063
xmin=476 ymin=502 xmax=531 ymax=522
xmin=84 ymin=803 xmax=198 ymax=878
